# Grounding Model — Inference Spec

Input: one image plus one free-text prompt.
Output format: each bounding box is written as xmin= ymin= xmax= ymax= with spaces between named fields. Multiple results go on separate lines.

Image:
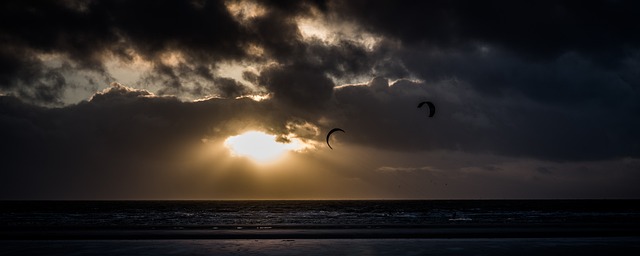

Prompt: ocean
xmin=2 ymin=200 xmax=640 ymax=255
xmin=2 ymin=200 xmax=640 ymax=227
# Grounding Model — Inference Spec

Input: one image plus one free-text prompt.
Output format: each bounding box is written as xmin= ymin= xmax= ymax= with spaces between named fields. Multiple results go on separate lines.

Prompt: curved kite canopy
xmin=326 ymin=128 xmax=345 ymax=150
xmin=417 ymin=101 xmax=436 ymax=117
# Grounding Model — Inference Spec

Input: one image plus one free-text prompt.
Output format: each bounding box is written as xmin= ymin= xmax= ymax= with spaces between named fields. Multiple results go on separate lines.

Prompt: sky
xmin=1 ymin=0 xmax=639 ymax=199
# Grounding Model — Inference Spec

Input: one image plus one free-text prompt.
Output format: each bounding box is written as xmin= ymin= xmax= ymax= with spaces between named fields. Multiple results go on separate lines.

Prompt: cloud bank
xmin=1 ymin=0 xmax=639 ymax=198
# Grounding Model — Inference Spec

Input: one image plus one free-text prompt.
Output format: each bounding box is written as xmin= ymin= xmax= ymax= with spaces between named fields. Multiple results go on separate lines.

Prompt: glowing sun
xmin=224 ymin=131 xmax=304 ymax=163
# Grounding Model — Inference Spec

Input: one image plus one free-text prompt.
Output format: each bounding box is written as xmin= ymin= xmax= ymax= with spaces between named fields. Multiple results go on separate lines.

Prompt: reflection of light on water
xmin=448 ymin=212 xmax=472 ymax=222
xmin=448 ymin=218 xmax=473 ymax=221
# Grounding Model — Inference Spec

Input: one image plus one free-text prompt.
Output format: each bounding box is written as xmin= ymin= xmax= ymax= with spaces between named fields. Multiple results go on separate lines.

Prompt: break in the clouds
xmin=1 ymin=0 xmax=639 ymax=199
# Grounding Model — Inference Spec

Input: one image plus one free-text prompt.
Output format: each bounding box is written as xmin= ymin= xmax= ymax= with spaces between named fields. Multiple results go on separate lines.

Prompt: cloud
xmin=360 ymin=149 xmax=640 ymax=199
xmin=330 ymin=76 xmax=640 ymax=161
xmin=1 ymin=82 xmax=639 ymax=198
xmin=215 ymin=77 xmax=252 ymax=99
xmin=334 ymin=1 xmax=640 ymax=61
xmin=2 ymin=0 xmax=640 ymax=198
xmin=375 ymin=166 xmax=439 ymax=173
xmin=0 ymin=83 xmax=309 ymax=198
xmin=4 ymin=0 xmax=640 ymax=108
xmin=0 ymin=47 xmax=68 ymax=105
xmin=0 ymin=0 xmax=260 ymax=103
xmin=258 ymin=63 xmax=334 ymax=111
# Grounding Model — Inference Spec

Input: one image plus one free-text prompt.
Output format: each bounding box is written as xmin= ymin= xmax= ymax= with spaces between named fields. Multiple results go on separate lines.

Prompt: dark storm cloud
xmin=258 ymin=63 xmax=334 ymax=111
xmin=0 ymin=0 xmax=361 ymax=104
xmin=331 ymin=77 xmax=640 ymax=161
xmin=0 ymin=83 xmax=319 ymax=198
xmin=335 ymin=0 xmax=640 ymax=61
xmin=307 ymin=0 xmax=640 ymax=161
xmin=2 ymin=0 xmax=640 ymax=201
xmin=0 ymin=0 xmax=252 ymax=103
xmin=215 ymin=77 xmax=252 ymax=99
xmin=3 ymin=0 xmax=639 ymax=104
xmin=0 ymin=47 xmax=69 ymax=104
xmin=333 ymin=0 xmax=640 ymax=102
xmin=395 ymin=42 xmax=640 ymax=109
xmin=0 ymin=0 xmax=380 ymax=102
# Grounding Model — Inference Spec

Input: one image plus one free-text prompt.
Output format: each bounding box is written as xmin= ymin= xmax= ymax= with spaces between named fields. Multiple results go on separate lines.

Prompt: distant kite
xmin=417 ymin=101 xmax=435 ymax=117
xmin=326 ymin=128 xmax=345 ymax=150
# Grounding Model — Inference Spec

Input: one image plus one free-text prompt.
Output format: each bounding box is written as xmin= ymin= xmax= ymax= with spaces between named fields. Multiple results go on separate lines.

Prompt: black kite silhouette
xmin=326 ymin=128 xmax=345 ymax=150
xmin=417 ymin=101 xmax=435 ymax=117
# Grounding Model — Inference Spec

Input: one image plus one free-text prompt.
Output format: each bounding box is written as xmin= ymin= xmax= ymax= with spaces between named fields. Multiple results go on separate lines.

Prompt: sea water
xmin=2 ymin=200 xmax=639 ymax=227
xmin=3 ymin=200 xmax=640 ymax=255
